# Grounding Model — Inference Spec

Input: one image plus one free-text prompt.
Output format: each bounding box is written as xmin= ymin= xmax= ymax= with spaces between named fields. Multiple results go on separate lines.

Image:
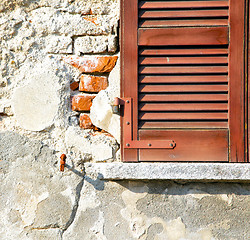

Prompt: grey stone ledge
xmin=84 ymin=163 xmax=250 ymax=182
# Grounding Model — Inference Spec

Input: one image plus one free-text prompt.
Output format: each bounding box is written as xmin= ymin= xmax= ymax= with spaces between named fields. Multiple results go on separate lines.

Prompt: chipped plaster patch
xmin=120 ymin=182 xmax=215 ymax=240
xmin=89 ymin=211 xmax=107 ymax=240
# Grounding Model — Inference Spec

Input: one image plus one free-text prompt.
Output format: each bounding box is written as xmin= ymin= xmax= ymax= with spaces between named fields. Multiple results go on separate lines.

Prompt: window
xmin=120 ymin=0 xmax=248 ymax=162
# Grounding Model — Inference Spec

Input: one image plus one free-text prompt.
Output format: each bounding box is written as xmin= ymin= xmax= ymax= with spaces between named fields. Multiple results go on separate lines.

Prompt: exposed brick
xmin=70 ymin=81 xmax=79 ymax=91
xmin=79 ymin=75 xmax=108 ymax=93
xmin=72 ymin=94 xmax=96 ymax=111
xmin=63 ymin=56 xmax=118 ymax=73
xmin=79 ymin=114 xmax=93 ymax=129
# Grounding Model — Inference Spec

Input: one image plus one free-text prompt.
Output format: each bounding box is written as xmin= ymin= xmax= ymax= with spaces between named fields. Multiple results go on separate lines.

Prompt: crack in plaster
xmin=61 ymin=172 xmax=85 ymax=238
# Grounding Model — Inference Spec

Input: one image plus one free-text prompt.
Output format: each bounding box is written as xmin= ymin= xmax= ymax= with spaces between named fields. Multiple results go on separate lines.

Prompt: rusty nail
xmin=60 ymin=154 xmax=66 ymax=172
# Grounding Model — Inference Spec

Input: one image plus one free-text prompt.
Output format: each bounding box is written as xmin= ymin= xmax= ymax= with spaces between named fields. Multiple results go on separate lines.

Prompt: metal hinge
xmin=113 ymin=97 xmax=176 ymax=149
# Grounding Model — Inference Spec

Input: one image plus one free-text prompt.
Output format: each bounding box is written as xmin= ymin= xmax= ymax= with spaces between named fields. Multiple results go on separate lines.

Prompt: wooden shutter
xmin=121 ymin=0 xmax=247 ymax=162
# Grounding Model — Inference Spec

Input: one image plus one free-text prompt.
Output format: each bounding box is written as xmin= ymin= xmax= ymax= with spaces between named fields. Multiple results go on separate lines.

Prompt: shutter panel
xmin=121 ymin=0 xmax=246 ymax=162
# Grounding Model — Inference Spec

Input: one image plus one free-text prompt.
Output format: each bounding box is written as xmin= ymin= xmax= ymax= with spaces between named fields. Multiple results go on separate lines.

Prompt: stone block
xmin=29 ymin=8 xmax=117 ymax=37
xmin=46 ymin=36 xmax=72 ymax=54
xmin=74 ymin=36 xmax=117 ymax=55
xmin=84 ymin=163 xmax=250 ymax=181
xmin=70 ymin=81 xmax=79 ymax=91
xmin=65 ymin=127 xmax=118 ymax=162
xmin=79 ymin=75 xmax=108 ymax=93
xmin=63 ymin=56 xmax=118 ymax=73
xmin=79 ymin=114 xmax=93 ymax=129
xmin=90 ymin=90 xmax=120 ymax=142
xmin=72 ymin=94 xmax=96 ymax=112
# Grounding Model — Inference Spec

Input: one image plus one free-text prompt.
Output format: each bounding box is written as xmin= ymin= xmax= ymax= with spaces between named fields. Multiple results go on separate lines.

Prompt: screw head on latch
xmin=170 ymin=142 xmax=175 ymax=148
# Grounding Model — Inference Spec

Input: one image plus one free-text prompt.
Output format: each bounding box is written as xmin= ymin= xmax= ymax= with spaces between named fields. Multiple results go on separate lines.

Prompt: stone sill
xmin=85 ymin=163 xmax=250 ymax=182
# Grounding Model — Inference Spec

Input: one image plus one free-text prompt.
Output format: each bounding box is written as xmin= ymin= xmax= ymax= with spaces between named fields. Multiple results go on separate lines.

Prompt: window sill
xmin=84 ymin=163 xmax=250 ymax=182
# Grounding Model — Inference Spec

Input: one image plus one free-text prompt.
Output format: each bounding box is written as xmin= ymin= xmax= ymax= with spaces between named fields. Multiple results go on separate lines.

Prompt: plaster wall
xmin=0 ymin=1 xmax=249 ymax=239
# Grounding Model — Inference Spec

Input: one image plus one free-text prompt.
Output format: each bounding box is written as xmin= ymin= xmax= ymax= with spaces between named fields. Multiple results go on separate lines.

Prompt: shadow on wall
xmin=65 ymin=163 xmax=105 ymax=191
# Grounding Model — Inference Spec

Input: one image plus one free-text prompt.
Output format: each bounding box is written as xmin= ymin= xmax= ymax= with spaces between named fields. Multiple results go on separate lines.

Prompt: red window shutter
xmin=121 ymin=0 xmax=247 ymax=162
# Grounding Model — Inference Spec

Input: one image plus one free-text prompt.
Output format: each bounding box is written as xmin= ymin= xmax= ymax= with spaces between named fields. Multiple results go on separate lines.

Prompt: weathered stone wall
xmin=0 ymin=0 xmax=121 ymax=162
xmin=0 ymin=1 xmax=249 ymax=239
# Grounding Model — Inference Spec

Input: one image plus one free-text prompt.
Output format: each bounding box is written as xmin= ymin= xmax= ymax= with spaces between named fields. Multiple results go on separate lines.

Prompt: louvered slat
xmin=139 ymin=121 xmax=228 ymax=129
xmin=140 ymin=48 xmax=229 ymax=56
xmin=139 ymin=1 xmax=229 ymax=9
xmin=139 ymin=66 xmax=228 ymax=74
xmin=140 ymin=19 xmax=228 ymax=27
xmin=139 ymin=103 xmax=228 ymax=111
xmin=139 ymin=85 xmax=228 ymax=93
xmin=139 ymin=57 xmax=228 ymax=65
xmin=139 ymin=94 xmax=228 ymax=102
xmin=139 ymin=76 xmax=228 ymax=84
xmin=139 ymin=112 xmax=228 ymax=120
xmin=139 ymin=10 xmax=229 ymax=18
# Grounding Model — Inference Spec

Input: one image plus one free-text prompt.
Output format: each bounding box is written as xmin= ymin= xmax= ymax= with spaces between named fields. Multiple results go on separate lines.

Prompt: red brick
xmin=79 ymin=114 xmax=93 ymax=129
xmin=63 ymin=56 xmax=118 ymax=73
xmin=79 ymin=75 xmax=108 ymax=93
xmin=70 ymin=81 xmax=79 ymax=91
xmin=72 ymin=94 xmax=95 ymax=111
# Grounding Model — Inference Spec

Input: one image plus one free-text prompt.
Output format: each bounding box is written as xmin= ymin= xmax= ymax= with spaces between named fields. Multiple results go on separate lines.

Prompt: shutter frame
xmin=121 ymin=0 xmax=248 ymax=162
xmin=228 ymin=0 xmax=247 ymax=162
xmin=121 ymin=0 xmax=139 ymax=162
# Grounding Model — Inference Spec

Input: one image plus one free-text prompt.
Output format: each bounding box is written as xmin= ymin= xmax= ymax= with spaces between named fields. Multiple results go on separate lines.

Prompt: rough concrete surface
xmin=0 ymin=131 xmax=84 ymax=239
xmin=0 ymin=0 xmax=250 ymax=239
xmin=63 ymin=176 xmax=250 ymax=240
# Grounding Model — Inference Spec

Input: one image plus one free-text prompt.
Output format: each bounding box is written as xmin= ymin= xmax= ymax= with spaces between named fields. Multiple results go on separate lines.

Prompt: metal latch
xmin=112 ymin=97 xmax=120 ymax=114
xmin=113 ymin=97 xmax=176 ymax=149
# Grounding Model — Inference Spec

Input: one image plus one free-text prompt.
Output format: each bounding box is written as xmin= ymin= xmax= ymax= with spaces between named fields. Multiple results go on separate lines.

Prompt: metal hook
xmin=60 ymin=154 xmax=66 ymax=172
